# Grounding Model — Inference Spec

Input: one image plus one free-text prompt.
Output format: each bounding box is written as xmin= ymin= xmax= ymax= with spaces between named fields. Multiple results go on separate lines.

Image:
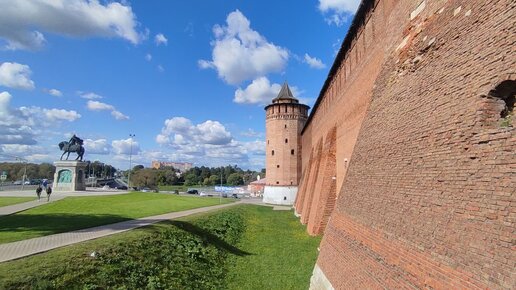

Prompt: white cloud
xmin=44 ymin=108 xmax=81 ymax=121
xmin=318 ymin=0 xmax=360 ymax=26
xmin=234 ymin=77 xmax=301 ymax=105
xmin=303 ymin=53 xmax=326 ymax=69
xmin=111 ymin=110 xmax=129 ymax=120
xmin=157 ymin=117 xmax=232 ymax=146
xmin=153 ymin=116 xmax=266 ymax=169
xmin=199 ymin=10 xmax=289 ymax=85
xmin=0 ymin=144 xmax=50 ymax=160
xmin=0 ymin=62 xmax=35 ymax=90
xmin=47 ymin=88 xmax=62 ymax=97
xmin=79 ymin=92 xmax=103 ymax=99
xmin=0 ymin=0 xmax=142 ymax=50
xmin=112 ymin=138 xmax=140 ymax=155
xmin=157 ymin=65 xmax=164 ymax=72
xmin=87 ymin=100 xmax=114 ymax=111
xmin=234 ymin=77 xmax=281 ymax=105
xmin=86 ymin=100 xmax=129 ymax=121
xmin=0 ymin=91 xmax=80 ymax=145
xmin=84 ymin=138 xmax=111 ymax=155
xmin=241 ymin=129 xmax=264 ymax=138
xmin=154 ymin=33 xmax=168 ymax=46
xmin=145 ymin=53 xmax=152 ymax=61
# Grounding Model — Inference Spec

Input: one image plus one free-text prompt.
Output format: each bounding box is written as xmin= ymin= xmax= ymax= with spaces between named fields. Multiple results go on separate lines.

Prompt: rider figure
xmin=69 ymin=134 xmax=83 ymax=147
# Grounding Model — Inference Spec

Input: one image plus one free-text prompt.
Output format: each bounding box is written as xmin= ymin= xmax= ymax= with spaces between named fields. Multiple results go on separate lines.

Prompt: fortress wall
xmin=312 ymin=0 xmax=515 ymax=288
xmin=298 ymin=0 xmax=409 ymax=235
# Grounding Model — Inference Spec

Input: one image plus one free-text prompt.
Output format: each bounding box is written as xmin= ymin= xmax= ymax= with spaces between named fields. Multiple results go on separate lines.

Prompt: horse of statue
xmin=59 ymin=135 xmax=85 ymax=161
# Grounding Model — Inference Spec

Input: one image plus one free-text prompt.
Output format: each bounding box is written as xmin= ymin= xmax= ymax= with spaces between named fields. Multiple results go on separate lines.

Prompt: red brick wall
xmin=301 ymin=0 xmax=515 ymax=288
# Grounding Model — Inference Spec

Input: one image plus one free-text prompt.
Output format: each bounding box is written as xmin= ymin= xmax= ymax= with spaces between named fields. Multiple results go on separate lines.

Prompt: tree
xmin=227 ymin=173 xmax=244 ymax=186
xmin=184 ymin=173 xmax=199 ymax=186
xmin=132 ymin=169 xmax=158 ymax=188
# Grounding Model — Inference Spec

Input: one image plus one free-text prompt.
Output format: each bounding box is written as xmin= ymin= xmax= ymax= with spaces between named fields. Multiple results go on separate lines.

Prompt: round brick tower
xmin=263 ymin=82 xmax=309 ymax=205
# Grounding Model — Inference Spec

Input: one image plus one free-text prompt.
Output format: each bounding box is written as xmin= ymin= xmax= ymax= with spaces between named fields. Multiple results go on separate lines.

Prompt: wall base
xmin=309 ymin=264 xmax=334 ymax=290
xmin=263 ymin=186 xmax=298 ymax=205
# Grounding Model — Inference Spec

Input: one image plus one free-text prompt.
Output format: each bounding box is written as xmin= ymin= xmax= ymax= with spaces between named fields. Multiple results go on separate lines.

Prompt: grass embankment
xmin=0 ymin=197 xmax=35 ymax=207
xmin=225 ymin=206 xmax=321 ymax=289
xmin=0 ymin=192 xmax=233 ymax=244
xmin=0 ymin=205 xmax=321 ymax=290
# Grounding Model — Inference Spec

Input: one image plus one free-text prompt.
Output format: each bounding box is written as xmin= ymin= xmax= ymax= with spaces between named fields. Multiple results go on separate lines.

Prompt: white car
xmin=199 ymin=191 xmax=208 ymax=197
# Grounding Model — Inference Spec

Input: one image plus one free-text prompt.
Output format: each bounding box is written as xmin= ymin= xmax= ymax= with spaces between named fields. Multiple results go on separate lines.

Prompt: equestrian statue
xmin=59 ymin=134 xmax=85 ymax=161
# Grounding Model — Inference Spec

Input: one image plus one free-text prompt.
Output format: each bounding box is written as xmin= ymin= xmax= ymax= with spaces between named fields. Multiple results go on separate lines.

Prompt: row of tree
xmin=0 ymin=162 xmax=55 ymax=181
xmin=129 ymin=165 xmax=265 ymax=188
xmin=85 ymin=161 xmax=117 ymax=179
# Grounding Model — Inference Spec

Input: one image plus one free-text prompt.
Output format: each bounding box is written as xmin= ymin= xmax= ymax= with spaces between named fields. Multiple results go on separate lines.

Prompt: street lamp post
xmin=128 ymin=134 xmax=135 ymax=189
xmin=15 ymin=157 xmax=27 ymax=191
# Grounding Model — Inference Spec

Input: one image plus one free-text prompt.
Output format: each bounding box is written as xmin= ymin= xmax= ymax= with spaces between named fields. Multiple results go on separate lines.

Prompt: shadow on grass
xmin=166 ymin=220 xmax=252 ymax=257
xmin=0 ymin=214 xmax=252 ymax=258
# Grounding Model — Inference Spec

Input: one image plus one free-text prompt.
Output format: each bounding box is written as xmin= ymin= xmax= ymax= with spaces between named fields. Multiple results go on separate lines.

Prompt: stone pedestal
xmin=53 ymin=161 xmax=87 ymax=191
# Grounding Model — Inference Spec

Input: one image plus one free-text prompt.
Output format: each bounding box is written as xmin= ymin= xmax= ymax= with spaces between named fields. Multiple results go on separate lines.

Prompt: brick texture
xmin=296 ymin=0 xmax=515 ymax=289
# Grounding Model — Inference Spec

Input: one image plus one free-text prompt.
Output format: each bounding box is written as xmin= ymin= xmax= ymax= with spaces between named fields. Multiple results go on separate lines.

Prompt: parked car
xmin=30 ymin=179 xmax=41 ymax=185
xmin=231 ymin=193 xmax=239 ymax=199
xmin=221 ymin=193 xmax=228 ymax=198
xmin=141 ymin=187 xmax=151 ymax=192
xmin=24 ymin=180 xmax=31 ymax=185
xmin=13 ymin=180 xmax=22 ymax=185
xmin=187 ymin=189 xmax=198 ymax=194
xmin=116 ymin=185 xmax=128 ymax=190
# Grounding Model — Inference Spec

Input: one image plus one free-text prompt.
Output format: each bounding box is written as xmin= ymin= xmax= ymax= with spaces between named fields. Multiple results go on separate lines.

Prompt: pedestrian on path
xmin=36 ymin=185 xmax=42 ymax=201
xmin=46 ymin=186 xmax=52 ymax=202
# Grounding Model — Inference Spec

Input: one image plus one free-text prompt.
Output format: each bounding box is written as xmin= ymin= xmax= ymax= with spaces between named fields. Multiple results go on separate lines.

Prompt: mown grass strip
xmin=0 ymin=197 xmax=36 ymax=207
xmin=226 ymin=206 xmax=321 ymax=289
xmin=0 ymin=192 xmax=233 ymax=243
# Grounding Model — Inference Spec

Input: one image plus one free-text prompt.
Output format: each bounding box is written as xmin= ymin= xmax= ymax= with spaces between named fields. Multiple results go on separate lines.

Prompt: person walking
xmin=36 ymin=185 xmax=42 ymax=201
xmin=46 ymin=186 xmax=52 ymax=202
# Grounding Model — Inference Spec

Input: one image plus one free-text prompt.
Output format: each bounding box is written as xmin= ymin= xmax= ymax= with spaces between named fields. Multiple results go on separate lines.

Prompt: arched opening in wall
xmin=277 ymin=165 xmax=280 ymax=168
xmin=284 ymin=124 xmax=287 ymax=129
xmin=291 ymin=149 xmax=295 ymax=155
xmin=285 ymin=106 xmax=287 ymax=113
xmin=272 ymin=150 xmax=274 ymax=156
xmin=489 ymin=80 xmax=515 ymax=127
xmin=276 ymin=181 xmax=279 ymax=185
xmin=285 ymin=139 xmax=288 ymax=143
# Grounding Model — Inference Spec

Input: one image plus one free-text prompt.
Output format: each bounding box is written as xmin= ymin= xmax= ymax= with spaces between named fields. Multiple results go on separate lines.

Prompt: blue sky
xmin=0 ymin=0 xmax=359 ymax=170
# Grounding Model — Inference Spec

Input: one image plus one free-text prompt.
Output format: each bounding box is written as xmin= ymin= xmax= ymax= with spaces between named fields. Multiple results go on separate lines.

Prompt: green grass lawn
xmin=225 ymin=206 xmax=321 ymax=289
xmin=0 ymin=192 xmax=233 ymax=244
xmin=0 ymin=205 xmax=321 ymax=289
xmin=0 ymin=197 xmax=36 ymax=207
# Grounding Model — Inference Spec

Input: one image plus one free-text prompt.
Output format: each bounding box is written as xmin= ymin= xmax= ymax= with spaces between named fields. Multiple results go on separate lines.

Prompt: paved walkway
xmin=0 ymin=197 xmax=66 ymax=216
xmin=0 ymin=201 xmax=240 ymax=263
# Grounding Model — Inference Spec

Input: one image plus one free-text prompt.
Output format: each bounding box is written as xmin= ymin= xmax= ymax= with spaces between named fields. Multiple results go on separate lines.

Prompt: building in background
xmin=151 ymin=161 xmax=193 ymax=172
xmin=247 ymin=177 xmax=266 ymax=197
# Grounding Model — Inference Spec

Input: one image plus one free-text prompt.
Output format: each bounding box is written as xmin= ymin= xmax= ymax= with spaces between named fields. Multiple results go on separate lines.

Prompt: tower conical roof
xmin=273 ymin=82 xmax=298 ymax=102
